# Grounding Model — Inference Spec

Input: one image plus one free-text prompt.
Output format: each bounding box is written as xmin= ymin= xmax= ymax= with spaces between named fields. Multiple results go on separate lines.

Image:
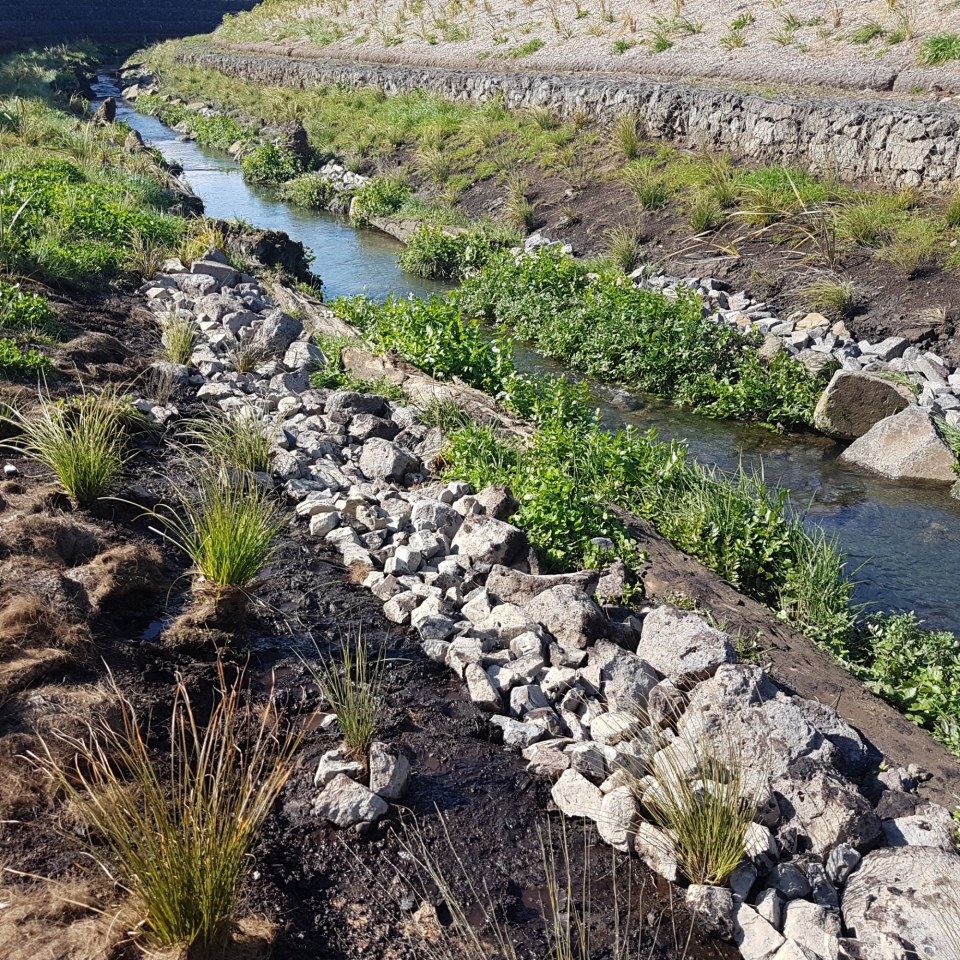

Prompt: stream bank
xmin=97 ymin=73 xmax=960 ymax=639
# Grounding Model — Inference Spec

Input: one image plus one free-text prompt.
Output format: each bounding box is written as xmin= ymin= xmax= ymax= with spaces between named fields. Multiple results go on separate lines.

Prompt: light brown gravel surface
xmin=213 ymin=0 xmax=960 ymax=94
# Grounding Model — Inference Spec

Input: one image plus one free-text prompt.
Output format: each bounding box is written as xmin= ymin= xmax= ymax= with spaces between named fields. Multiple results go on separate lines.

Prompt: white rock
xmin=550 ymin=769 xmax=603 ymax=820
xmin=368 ymin=741 xmax=411 ymax=801
xmin=312 ymin=773 xmax=388 ymax=827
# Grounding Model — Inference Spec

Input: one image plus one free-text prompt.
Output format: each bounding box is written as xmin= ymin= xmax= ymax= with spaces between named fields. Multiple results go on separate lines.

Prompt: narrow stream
xmin=94 ymin=76 xmax=960 ymax=634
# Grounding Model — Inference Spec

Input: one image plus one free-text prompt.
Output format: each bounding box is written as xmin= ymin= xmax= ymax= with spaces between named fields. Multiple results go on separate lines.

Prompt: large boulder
xmin=251 ymin=309 xmax=304 ymax=355
xmin=842 ymin=846 xmax=960 ymax=960
xmin=839 ymin=406 xmax=957 ymax=485
xmin=813 ymin=371 xmax=913 ymax=441
xmin=637 ymin=605 xmax=736 ymax=687
xmin=522 ymin=585 xmax=607 ymax=652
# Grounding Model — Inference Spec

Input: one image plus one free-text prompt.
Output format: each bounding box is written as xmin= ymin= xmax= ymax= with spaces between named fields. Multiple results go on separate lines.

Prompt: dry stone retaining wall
xmin=178 ymin=47 xmax=960 ymax=187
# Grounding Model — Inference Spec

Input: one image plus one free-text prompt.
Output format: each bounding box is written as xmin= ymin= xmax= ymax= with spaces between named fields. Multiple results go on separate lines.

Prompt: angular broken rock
xmin=522 ymin=585 xmax=607 ymax=652
xmin=451 ymin=514 xmax=529 ymax=566
xmin=632 ymin=821 xmax=679 ymax=883
xmin=782 ymin=900 xmax=840 ymax=960
xmin=550 ymin=768 xmax=603 ymax=820
xmin=686 ymin=884 xmax=734 ymax=940
xmin=312 ymin=773 xmax=389 ymax=827
xmin=359 ymin=438 xmax=421 ymax=482
xmin=314 ymin=747 xmax=364 ymax=787
xmin=734 ymin=899 xmax=786 ymax=960
xmin=485 ymin=564 xmax=600 ymax=605
xmin=637 ymin=605 xmax=736 ymax=686
xmin=596 ymin=786 xmax=638 ymax=853
xmin=774 ymin=764 xmax=882 ymax=857
xmin=474 ymin=484 xmax=519 ymax=520
xmin=590 ymin=639 xmax=659 ymax=710
xmin=465 ymin=662 xmax=502 ymax=712
xmin=251 ymin=309 xmax=303 ymax=355
xmin=842 ymin=846 xmax=960 ymax=960
xmin=368 ymin=741 xmax=411 ymax=801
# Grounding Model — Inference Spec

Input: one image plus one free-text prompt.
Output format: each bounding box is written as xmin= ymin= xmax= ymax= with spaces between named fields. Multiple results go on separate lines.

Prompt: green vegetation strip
xmin=328 ymin=281 xmax=960 ymax=755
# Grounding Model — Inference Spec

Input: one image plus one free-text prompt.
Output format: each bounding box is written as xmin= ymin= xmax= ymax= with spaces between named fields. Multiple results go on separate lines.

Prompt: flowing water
xmin=93 ymin=76 xmax=960 ymax=634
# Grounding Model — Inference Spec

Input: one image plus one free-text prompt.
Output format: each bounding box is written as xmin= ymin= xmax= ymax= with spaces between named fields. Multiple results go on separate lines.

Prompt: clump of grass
xmin=639 ymin=729 xmax=758 ymax=885
xmin=918 ymin=32 xmax=960 ymax=65
xmin=801 ymin=276 xmax=858 ymax=317
xmin=619 ymin=159 xmax=669 ymax=210
xmin=417 ymin=396 xmax=474 ymax=432
xmin=613 ymin=111 xmax=642 ymax=160
xmin=850 ymin=19 xmax=885 ymax=44
xmin=224 ymin=337 xmax=267 ymax=374
xmin=720 ymin=27 xmax=746 ymax=49
xmin=31 ymin=667 xmax=302 ymax=954
xmin=503 ymin=174 xmax=537 ymax=231
xmin=182 ymin=405 xmax=277 ymax=473
xmin=3 ymin=387 xmax=131 ymax=501
xmin=688 ymin=195 xmax=723 ymax=233
xmin=878 ymin=218 xmax=940 ymax=276
xmin=936 ymin=415 xmax=960 ymax=466
xmin=157 ymin=309 xmax=199 ymax=365
xmin=605 ymin=223 xmax=643 ymax=272
xmin=836 ymin=199 xmax=900 ymax=247
xmin=305 ymin=638 xmax=385 ymax=760
xmin=945 ymin=192 xmax=960 ymax=229
xmin=150 ymin=471 xmax=286 ymax=590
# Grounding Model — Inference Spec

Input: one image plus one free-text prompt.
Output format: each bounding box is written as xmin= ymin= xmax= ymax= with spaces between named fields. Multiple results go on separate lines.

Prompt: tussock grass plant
xmin=878 ymin=218 xmax=940 ymax=275
xmin=149 ymin=471 xmax=286 ymax=590
xmin=3 ymin=387 xmax=132 ymax=501
xmin=619 ymin=159 xmax=669 ymax=210
xmin=605 ymin=223 xmax=643 ymax=273
xmin=801 ymin=276 xmax=858 ymax=317
xmin=636 ymin=728 xmax=758 ymax=885
xmin=304 ymin=637 xmax=385 ymax=760
xmin=182 ymin=405 xmax=277 ymax=473
xmin=613 ymin=111 xmax=642 ymax=160
xmin=417 ymin=396 xmax=474 ymax=432
xmin=224 ymin=337 xmax=267 ymax=374
xmin=157 ymin=308 xmax=199 ymax=365
xmin=31 ymin=667 xmax=302 ymax=953
xmin=936 ymin=415 xmax=960 ymax=467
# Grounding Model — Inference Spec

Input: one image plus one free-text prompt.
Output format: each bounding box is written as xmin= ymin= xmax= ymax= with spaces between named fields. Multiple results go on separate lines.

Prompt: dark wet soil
xmin=0 ymin=290 xmax=735 ymax=959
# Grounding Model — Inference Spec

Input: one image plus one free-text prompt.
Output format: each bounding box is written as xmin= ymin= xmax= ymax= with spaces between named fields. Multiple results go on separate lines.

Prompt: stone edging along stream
xmin=134 ymin=251 xmax=960 ymax=960
xmin=172 ymin=45 xmax=960 ymax=188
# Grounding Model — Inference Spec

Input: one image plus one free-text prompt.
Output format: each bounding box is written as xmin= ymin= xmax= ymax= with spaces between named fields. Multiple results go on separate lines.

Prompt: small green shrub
xmin=350 ymin=174 xmax=412 ymax=226
xmin=240 ymin=143 xmax=302 ymax=185
xmin=278 ymin=172 xmax=335 ymax=209
xmin=918 ymin=33 xmax=960 ymax=65
xmin=0 ymin=282 xmax=61 ymax=338
xmin=506 ymin=38 xmax=544 ymax=58
xmin=0 ymin=337 xmax=51 ymax=377
xmin=398 ymin=223 xmax=518 ymax=280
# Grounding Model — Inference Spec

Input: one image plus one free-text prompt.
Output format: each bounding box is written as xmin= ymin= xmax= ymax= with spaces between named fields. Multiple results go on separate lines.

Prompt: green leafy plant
xmin=31 ymin=668 xmax=302 ymax=954
xmin=3 ymin=387 xmax=131 ymax=501
xmin=350 ymin=174 xmax=412 ymax=226
xmin=305 ymin=638 xmax=385 ymax=759
xmin=278 ymin=171 xmax=336 ymax=209
xmin=240 ymin=143 xmax=302 ymax=185
xmin=0 ymin=281 xmax=61 ymax=338
xmin=398 ymin=223 xmax=518 ymax=280
xmin=0 ymin=337 xmax=51 ymax=377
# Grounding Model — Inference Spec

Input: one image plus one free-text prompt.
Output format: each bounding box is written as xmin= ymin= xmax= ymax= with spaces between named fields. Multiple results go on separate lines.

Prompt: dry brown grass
xmin=0 ymin=881 xmax=135 ymax=960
